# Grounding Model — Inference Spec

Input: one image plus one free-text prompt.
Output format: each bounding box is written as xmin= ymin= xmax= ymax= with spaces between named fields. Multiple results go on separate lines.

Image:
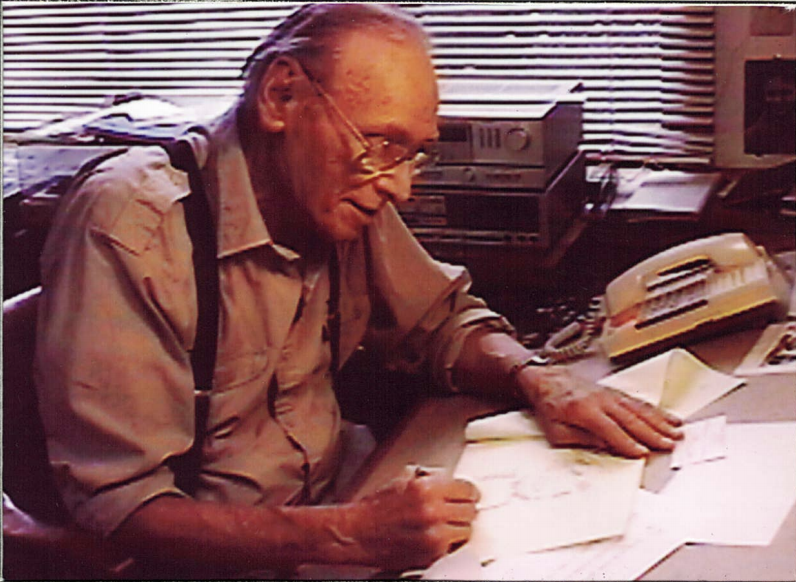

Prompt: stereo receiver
xmin=418 ymin=78 xmax=583 ymax=189
xmin=427 ymin=101 xmax=581 ymax=173
xmin=414 ymin=163 xmax=556 ymax=192
xmin=400 ymin=150 xmax=586 ymax=249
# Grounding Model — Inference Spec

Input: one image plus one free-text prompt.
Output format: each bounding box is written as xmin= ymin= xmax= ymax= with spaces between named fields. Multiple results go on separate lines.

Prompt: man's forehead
xmin=324 ymin=28 xmax=436 ymax=96
xmin=322 ymin=28 xmax=439 ymax=134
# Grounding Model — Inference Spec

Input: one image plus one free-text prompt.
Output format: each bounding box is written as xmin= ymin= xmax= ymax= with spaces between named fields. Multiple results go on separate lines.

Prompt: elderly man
xmin=34 ymin=4 xmax=682 ymax=577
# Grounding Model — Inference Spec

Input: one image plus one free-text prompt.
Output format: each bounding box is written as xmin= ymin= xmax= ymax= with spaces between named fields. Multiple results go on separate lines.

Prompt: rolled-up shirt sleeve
xmin=364 ymin=205 xmax=515 ymax=392
xmin=34 ymin=147 xmax=197 ymax=536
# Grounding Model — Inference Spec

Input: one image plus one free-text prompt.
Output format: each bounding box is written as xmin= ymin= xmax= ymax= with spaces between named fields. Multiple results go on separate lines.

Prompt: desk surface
xmin=345 ymin=326 xmax=796 ymax=581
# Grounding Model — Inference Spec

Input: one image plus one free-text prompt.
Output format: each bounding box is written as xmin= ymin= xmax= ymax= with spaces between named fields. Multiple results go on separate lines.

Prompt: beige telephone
xmin=600 ymin=232 xmax=791 ymax=360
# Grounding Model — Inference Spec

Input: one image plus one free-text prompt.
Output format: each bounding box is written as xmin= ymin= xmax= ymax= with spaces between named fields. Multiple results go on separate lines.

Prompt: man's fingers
xmin=604 ymin=399 xmax=677 ymax=452
xmin=442 ymin=478 xmax=480 ymax=503
xmin=545 ymin=396 xmax=681 ymax=457
xmin=410 ymin=476 xmax=479 ymax=525
xmin=443 ymin=499 xmax=478 ymax=525
xmin=413 ymin=474 xmax=480 ymax=503
xmin=431 ymin=522 xmax=473 ymax=550
xmin=544 ymin=421 xmax=607 ymax=451
xmin=529 ymin=369 xmax=686 ymax=458
xmin=576 ymin=410 xmax=652 ymax=458
xmin=356 ymin=473 xmax=479 ymax=569
xmin=658 ymin=406 xmax=684 ymax=427
xmin=549 ymin=417 xmax=651 ymax=458
xmin=437 ymin=478 xmax=479 ymax=524
xmin=616 ymin=395 xmax=684 ymax=437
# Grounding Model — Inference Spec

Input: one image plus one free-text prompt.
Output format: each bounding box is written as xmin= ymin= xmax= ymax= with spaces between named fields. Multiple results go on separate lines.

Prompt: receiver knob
xmin=505 ymin=128 xmax=530 ymax=151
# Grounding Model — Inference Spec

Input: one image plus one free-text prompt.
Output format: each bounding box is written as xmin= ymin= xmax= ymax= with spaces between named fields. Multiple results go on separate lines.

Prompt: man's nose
xmin=374 ymin=163 xmax=413 ymax=204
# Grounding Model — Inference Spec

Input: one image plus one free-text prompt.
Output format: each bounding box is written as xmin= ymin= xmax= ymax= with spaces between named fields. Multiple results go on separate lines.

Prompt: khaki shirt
xmin=34 ymin=107 xmax=511 ymax=536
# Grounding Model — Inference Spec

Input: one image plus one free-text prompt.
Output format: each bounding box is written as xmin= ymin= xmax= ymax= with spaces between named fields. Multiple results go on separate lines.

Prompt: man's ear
xmin=256 ymin=56 xmax=303 ymax=132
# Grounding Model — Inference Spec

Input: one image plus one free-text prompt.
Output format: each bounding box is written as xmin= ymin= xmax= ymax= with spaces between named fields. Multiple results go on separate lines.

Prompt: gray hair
xmin=239 ymin=3 xmax=429 ymax=112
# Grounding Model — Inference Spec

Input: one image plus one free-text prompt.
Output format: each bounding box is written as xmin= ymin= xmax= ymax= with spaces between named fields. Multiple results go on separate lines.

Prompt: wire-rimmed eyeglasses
xmin=299 ymin=64 xmax=439 ymax=177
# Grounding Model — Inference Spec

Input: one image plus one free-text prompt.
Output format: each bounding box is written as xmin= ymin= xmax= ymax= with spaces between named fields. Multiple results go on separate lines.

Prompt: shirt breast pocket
xmin=212 ymin=350 xmax=272 ymax=392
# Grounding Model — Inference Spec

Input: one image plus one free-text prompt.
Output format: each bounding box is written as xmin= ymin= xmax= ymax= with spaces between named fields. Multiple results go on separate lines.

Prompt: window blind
xmin=3 ymin=2 xmax=715 ymax=165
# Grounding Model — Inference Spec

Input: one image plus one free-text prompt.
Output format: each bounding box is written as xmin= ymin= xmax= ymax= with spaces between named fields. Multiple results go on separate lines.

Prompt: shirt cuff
xmin=69 ymin=465 xmax=188 ymax=537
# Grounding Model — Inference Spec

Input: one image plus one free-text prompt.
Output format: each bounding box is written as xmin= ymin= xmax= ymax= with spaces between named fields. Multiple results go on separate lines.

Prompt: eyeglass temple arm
xmin=305 ymin=73 xmax=372 ymax=152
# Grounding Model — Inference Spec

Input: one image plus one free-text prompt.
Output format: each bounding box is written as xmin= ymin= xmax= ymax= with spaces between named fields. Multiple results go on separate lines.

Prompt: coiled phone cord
xmin=529 ymin=297 xmax=607 ymax=365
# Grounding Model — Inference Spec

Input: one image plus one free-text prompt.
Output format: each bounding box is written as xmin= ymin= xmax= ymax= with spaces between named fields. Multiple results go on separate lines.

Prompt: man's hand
xmin=517 ymin=366 xmax=683 ymax=458
xmin=341 ymin=470 xmax=479 ymax=570
xmin=110 ymin=474 xmax=478 ymax=578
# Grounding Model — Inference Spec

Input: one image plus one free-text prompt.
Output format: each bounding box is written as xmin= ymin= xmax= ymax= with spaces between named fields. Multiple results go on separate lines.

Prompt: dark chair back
xmin=3 ymin=287 xmax=70 ymax=524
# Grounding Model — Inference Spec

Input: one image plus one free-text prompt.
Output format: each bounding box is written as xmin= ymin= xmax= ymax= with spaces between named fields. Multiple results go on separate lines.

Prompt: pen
xmin=406 ymin=464 xmax=441 ymax=479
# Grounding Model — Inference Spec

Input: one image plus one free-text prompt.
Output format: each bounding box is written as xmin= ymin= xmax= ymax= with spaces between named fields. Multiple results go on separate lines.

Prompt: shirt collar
xmin=203 ymin=105 xmax=301 ymax=261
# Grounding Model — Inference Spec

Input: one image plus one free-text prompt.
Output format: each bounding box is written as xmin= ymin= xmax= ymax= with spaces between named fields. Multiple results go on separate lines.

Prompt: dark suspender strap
xmin=163 ymin=138 xmax=340 ymax=498
xmin=163 ymin=139 xmax=218 ymax=495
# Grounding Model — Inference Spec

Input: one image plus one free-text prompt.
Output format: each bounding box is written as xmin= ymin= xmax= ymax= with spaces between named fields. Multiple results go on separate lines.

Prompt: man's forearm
xmin=111 ymin=471 xmax=480 ymax=577
xmin=452 ymin=330 xmax=537 ymax=403
xmin=452 ymin=329 xmax=683 ymax=457
xmin=112 ymin=495 xmax=365 ymax=577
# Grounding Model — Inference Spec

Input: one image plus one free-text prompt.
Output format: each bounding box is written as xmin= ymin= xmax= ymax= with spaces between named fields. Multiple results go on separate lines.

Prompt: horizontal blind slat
xmin=3 ymin=2 xmax=715 ymax=166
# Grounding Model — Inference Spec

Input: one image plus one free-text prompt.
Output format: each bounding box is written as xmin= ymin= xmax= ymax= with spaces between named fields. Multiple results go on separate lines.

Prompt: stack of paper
xmin=433 ymin=348 xmax=796 ymax=581
xmin=609 ymin=170 xmax=722 ymax=221
xmin=479 ymin=490 xmax=684 ymax=581
xmin=455 ymin=434 xmax=644 ymax=561
xmin=661 ymin=421 xmax=796 ymax=547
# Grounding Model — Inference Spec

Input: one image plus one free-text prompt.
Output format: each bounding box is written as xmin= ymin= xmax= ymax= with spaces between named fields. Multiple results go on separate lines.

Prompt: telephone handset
xmin=600 ymin=232 xmax=790 ymax=360
xmin=531 ymin=232 xmax=791 ymax=364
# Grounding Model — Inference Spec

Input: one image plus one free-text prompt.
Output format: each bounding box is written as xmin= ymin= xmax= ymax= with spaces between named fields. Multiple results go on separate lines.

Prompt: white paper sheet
xmin=420 ymin=546 xmax=483 ymax=580
xmin=480 ymin=490 xmax=684 ymax=581
xmin=456 ymin=348 xmax=767 ymax=566
xmin=597 ymin=349 xmax=671 ymax=405
xmin=670 ymin=415 xmax=728 ymax=469
xmin=660 ymin=421 xmax=796 ymax=546
xmin=465 ymin=410 xmax=544 ymax=442
xmin=455 ymin=440 xmax=644 ymax=561
xmin=599 ymin=348 xmax=745 ymax=419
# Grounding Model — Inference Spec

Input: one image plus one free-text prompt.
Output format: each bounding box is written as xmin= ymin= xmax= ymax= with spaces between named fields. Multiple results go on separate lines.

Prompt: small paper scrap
xmin=670 ymin=415 xmax=728 ymax=470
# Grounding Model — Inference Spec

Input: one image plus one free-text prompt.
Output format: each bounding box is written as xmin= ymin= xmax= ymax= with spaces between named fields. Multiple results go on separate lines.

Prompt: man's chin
xmin=326 ymin=225 xmax=363 ymax=243
xmin=320 ymin=206 xmax=375 ymax=242
xmin=313 ymin=219 xmax=362 ymax=243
